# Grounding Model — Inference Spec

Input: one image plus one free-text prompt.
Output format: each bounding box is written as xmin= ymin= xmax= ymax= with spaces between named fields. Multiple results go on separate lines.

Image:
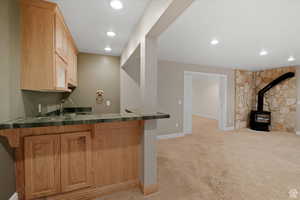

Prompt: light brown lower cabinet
xmin=24 ymin=135 xmax=61 ymax=199
xmin=13 ymin=121 xmax=143 ymax=200
xmin=61 ymin=132 xmax=92 ymax=192
xmin=24 ymin=131 xmax=92 ymax=199
xmin=93 ymin=123 xmax=140 ymax=187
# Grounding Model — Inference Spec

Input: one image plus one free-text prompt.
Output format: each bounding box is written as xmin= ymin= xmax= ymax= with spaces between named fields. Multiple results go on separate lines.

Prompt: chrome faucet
xmin=60 ymin=99 xmax=66 ymax=116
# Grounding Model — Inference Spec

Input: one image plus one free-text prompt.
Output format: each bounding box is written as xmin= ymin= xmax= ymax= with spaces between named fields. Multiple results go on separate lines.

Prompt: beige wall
xmin=192 ymin=76 xmax=219 ymax=119
xmin=157 ymin=60 xmax=235 ymax=136
xmin=69 ymin=53 xmax=120 ymax=113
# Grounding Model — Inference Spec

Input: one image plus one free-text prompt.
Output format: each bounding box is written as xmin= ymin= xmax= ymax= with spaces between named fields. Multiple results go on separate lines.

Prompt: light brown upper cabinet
xmin=21 ymin=0 xmax=78 ymax=92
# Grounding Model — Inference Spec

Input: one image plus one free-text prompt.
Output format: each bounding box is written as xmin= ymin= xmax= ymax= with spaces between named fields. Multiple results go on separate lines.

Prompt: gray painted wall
xmin=68 ymin=53 xmax=120 ymax=113
xmin=157 ymin=60 xmax=235 ymax=136
xmin=0 ymin=0 xmax=19 ymax=198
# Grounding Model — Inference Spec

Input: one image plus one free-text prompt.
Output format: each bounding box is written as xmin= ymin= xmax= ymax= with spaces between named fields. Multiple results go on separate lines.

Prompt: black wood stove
xmin=250 ymin=72 xmax=295 ymax=131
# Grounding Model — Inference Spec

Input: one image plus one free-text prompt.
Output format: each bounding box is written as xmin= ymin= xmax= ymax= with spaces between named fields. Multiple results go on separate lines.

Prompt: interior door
xmin=24 ymin=135 xmax=60 ymax=199
xmin=61 ymin=132 xmax=92 ymax=192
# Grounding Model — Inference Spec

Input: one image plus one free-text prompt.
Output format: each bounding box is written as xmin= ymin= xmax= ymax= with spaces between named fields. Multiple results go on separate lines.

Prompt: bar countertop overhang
xmin=0 ymin=111 xmax=170 ymax=130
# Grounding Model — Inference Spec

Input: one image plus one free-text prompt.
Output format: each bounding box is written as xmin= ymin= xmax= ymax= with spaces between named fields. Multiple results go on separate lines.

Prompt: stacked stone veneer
xmin=235 ymin=70 xmax=256 ymax=129
xmin=235 ymin=67 xmax=296 ymax=132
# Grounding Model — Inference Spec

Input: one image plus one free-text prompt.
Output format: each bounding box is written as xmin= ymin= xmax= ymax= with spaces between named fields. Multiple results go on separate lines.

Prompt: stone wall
xmin=254 ymin=67 xmax=296 ymax=132
xmin=235 ymin=67 xmax=296 ymax=132
xmin=235 ymin=70 xmax=255 ymax=129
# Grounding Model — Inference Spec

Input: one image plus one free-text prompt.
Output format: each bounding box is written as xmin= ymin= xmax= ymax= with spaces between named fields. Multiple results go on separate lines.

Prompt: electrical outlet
xmin=178 ymin=100 xmax=182 ymax=105
xmin=106 ymin=100 xmax=111 ymax=106
xmin=176 ymin=123 xmax=179 ymax=127
xmin=38 ymin=104 xmax=42 ymax=113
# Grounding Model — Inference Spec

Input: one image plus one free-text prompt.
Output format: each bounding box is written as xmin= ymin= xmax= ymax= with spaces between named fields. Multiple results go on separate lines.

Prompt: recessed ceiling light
xmin=107 ymin=31 xmax=116 ymax=37
xmin=288 ymin=56 xmax=295 ymax=62
xmin=110 ymin=0 xmax=123 ymax=10
xmin=104 ymin=46 xmax=112 ymax=52
xmin=259 ymin=49 xmax=268 ymax=56
xmin=210 ymin=39 xmax=219 ymax=45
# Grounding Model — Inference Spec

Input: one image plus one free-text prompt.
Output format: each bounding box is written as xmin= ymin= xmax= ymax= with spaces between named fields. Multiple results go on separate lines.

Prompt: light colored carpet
xmin=96 ymin=116 xmax=300 ymax=200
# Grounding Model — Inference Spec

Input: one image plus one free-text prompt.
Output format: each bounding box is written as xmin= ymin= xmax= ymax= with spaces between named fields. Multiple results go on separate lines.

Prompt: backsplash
xmin=22 ymin=91 xmax=63 ymax=117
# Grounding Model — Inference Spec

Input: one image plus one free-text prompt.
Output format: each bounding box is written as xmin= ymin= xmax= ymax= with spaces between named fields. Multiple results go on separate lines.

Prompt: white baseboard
xmin=223 ymin=126 xmax=235 ymax=131
xmin=296 ymin=132 xmax=300 ymax=136
xmin=9 ymin=193 xmax=18 ymax=200
xmin=193 ymin=113 xmax=218 ymax=120
xmin=157 ymin=133 xmax=185 ymax=140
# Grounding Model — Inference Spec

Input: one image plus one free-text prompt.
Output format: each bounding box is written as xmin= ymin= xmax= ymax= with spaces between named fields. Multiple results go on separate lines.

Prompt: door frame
xmin=183 ymin=71 xmax=228 ymax=134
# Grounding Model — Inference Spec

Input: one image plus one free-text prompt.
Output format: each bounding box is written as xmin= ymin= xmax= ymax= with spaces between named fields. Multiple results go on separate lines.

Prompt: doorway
xmin=183 ymin=71 xmax=228 ymax=134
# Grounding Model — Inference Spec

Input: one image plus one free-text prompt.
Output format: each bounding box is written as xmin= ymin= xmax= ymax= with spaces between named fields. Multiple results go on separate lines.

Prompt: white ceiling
xmin=48 ymin=0 xmax=151 ymax=56
xmin=158 ymin=0 xmax=300 ymax=70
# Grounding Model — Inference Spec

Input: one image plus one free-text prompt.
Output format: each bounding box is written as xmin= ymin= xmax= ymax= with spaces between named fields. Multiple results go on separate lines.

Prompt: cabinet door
xmin=24 ymin=135 xmax=60 ymax=199
xmin=67 ymin=40 xmax=77 ymax=87
xmin=67 ymin=40 xmax=74 ymax=85
xmin=55 ymin=12 xmax=68 ymax=61
xmin=55 ymin=55 xmax=67 ymax=90
xmin=21 ymin=2 xmax=56 ymax=91
xmin=61 ymin=132 xmax=92 ymax=192
xmin=73 ymin=52 xmax=78 ymax=86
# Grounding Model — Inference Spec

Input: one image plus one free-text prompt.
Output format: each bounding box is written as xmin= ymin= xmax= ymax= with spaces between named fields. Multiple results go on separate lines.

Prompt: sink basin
xmin=35 ymin=116 xmax=58 ymax=121
xmin=63 ymin=113 xmax=77 ymax=118
xmin=63 ymin=112 xmax=92 ymax=118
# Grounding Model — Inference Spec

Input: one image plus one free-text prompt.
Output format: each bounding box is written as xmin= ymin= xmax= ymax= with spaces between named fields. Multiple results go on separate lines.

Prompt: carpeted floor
xmin=96 ymin=116 xmax=300 ymax=200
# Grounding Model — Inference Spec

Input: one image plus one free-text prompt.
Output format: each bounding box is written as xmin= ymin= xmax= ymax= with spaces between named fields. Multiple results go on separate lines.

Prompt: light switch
xmin=106 ymin=100 xmax=111 ymax=106
xmin=178 ymin=100 xmax=182 ymax=105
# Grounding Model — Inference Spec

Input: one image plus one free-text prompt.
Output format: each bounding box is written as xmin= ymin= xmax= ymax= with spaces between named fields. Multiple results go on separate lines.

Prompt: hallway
xmin=98 ymin=116 xmax=300 ymax=200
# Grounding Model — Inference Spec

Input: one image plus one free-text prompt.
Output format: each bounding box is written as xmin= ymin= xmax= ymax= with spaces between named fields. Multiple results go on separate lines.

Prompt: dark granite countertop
xmin=0 ymin=111 xmax=170 ymax=130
